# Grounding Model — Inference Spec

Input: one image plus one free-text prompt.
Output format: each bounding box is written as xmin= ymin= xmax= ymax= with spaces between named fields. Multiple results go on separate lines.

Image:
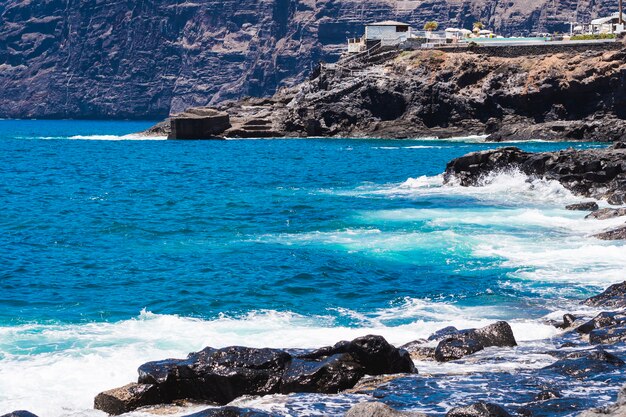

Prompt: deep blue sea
xmin=1 ymin=120 xmax=625 ymax=417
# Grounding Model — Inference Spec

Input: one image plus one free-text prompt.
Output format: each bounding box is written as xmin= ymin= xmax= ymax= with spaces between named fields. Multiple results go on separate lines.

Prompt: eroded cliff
xmin=0 ymin=0 xmax=624 ymax=119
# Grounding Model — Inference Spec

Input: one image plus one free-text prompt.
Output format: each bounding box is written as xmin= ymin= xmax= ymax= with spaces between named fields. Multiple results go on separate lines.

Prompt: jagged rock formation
xmin=94 ymin=335 xmax=415 ymax=415
xmin=1 ymin=0 xmax=625 ymax=119
xmin=444 ymin=143 xmax=626 ymax=204
xmin=158 ymin=44 xmax=626 ymax=141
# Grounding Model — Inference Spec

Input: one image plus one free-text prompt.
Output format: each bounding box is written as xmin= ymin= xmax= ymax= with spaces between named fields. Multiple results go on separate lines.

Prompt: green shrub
xmin=570 ymin=33 xmax=616 ymax=40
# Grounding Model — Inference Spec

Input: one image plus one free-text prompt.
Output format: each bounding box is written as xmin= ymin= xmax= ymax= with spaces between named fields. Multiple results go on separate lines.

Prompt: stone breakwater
xmin=148 ymin=45 xmax=626 ymax=141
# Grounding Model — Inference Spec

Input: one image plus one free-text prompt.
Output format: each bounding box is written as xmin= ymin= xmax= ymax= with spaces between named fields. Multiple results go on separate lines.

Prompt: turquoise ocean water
xmin=0 ymin=120 xmax=625 ymax=416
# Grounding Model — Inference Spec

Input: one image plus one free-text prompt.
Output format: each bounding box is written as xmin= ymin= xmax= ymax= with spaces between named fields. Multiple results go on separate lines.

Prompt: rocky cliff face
xmin=0 ymin=0 xmax=623 ymax=119
xmin=158 ymin=43 xmax=626 ymax=142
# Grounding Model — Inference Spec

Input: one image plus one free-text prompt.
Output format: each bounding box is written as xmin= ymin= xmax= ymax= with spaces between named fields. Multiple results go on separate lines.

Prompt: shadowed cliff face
xmin=0 ymin=0 xmax=622 ymax=119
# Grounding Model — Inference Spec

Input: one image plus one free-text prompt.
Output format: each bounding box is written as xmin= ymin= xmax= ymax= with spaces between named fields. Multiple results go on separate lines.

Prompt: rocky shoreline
xmin=6 ymin=283 xmax=626 ymax=417
xmin=444 ymin=142 xmax=626 ymax=239
xmin=143 ymin=43 xmax=626 ymax=142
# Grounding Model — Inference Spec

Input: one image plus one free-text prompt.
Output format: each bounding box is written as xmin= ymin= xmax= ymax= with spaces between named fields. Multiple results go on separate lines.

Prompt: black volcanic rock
xmin=94 ymin=383 xmax=162 ymax=415
xmin=434 ymin=321 xmax=517 ymax=362
xmin=97 ymin=335 xmax=416 ymax=414
xmin=345 ymin=402 xmax=428 ymax=417
xmin=577 ymin=311 xmax=626 ymax=334
xmin=446 ymin=402 xmax=512 ymax=417
xmin=182 ymin=407 xmax=279 ymax=417
xmin=444 ymin=146 xmax=626 ymax=204
xmin=542 ymin=348 xmax=625 ymax=378
xmin=0 ymin=412 xmax=39 ymax=417
xmin=586 ymin=208 xmax=626 ymax=220
xmin=566 ymin=202 xmax=599 ymax=211
xmin=594 ymin=225 xmax=626 ymax=240
xmin=584 ymin=282 xmax=626 ymax=308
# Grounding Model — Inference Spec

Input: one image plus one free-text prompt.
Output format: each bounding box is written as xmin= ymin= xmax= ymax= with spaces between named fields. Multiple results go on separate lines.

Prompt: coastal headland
xmin=146 ymin=42 xmax=626 ymax=141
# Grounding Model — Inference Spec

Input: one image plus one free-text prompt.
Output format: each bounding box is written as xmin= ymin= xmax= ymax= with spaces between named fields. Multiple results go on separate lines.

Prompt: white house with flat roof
xmin=590 ymin=12 xmax=626 ymax=34
xmin=364 ymin=21 xmax=412 ymax=46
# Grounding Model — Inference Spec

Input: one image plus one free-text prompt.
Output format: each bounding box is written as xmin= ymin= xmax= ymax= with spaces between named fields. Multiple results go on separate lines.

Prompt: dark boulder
xmin=280 ymin=353 xmax=364 ymax=394
xmin=345 ymin=402 xmax=428 ymax=417
xmin=138 ymin=346 xmax=291 ymax=404
xmin=542 ymin=348 xmax=624 ymax=378
xmin=298 ymin=335 xmax=417 ymax=375
xmin=97 ymin=335 xmax=416 ymax=413
xmin=434 ymin=322 xmax=517 ymax=362
xmin=589 ymin=326 xmax=626 ymax=345
xmin=586 ymin=208 xmax=626 ymax=220
xmin=584 ymin=283 xmax=626 ymax=308
xmin=435 ymin=334 xmax=484 ymax=362
xmin=182 ymin=406 xmax=279 ymax=417
xmin=594 ymin=225 xmax=626 ymax=240
xmin=0 ymin=412 xmax=39 ymax=417
xmin=553 ymin=313 xmax=579 ymax=329
xmin=577 ymin=311 xmax=626 ymax=334
xmin=94 ymin=383 xmax=162 ymax=415
xmin=427 ymin=326 xmax=460 ymax=341
xmin=566 ymin=202 xmax=599 ymax=211
xmin=473 ymin=321 xmax=517 ymax=347
xmin=446 ymin=402 xmax=512 ymax=417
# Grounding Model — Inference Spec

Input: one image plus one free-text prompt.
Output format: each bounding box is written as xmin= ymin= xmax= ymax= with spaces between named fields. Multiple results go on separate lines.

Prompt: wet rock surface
xmin=345 ymin=402 xmax=428 ymax=417
xmin=586 ymin=208 xmax=626 ymax=220
xmin=594 ymin=225 xmax=626 ymax=240
xmin=444 ymin=144 xmax=626 ymax=206
xmin=434 ymin=321 xmax=517 ymax=362
xmin=584 ymin=283 xmax=626 ymax=308
xmin=446 ymin=402 xmax=512 ymax=417
xmin=90 ymin=286 xmax=626 ymax=417
xmin=566 ymin=202 xmax=599 ymax=211
xmin=0 ymin=412 xmax=39 ymax=417
xmin=95 ymin=335 xmax=415 ymax=414
xmin=542 ymin=348 xmax=625 ymax=378
xmin=182 ymin=406 xmax=280 ymax=417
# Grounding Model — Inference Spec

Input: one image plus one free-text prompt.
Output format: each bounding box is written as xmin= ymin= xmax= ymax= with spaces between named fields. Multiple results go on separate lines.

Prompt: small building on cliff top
xmin=348 ymin=20 xmax=412 ymax=53
xmin=589 ymin=12 xmax=626 ymax=34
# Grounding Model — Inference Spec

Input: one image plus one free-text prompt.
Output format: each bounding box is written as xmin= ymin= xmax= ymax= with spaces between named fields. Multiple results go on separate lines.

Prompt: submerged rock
xmin=566 ymin=202 xmax=599 ymax=211
xmin=586 ymin=208 xmax=626 ymax=220
xmin=182 ymin=406 xmax=279 ymax=417
xmin=594 ymin=225 xmax=626 ymax=240
xmin=96 ymin=335 xmax=416 ymax=413
xmin=433 ymin=321 xmax=517 ymax=362
xmin=94 ymin=383 xmax=162 ymax=415
xmin=579 ymin=385 xmax=626 ymax=417
xmin=0 ymin=412 xmax=39 ymax=417
xmin=543 ymin=348 xmax=624 ymax=378
xmin=446 ymin=402 xmax=512 ymax=417
xmin=577 ymin=311 xmax=626 ymax=334
xmin=345 ymin=402 xmax=428 ymax=417
xmin=584 ymin=282 xmax=626 ymax=308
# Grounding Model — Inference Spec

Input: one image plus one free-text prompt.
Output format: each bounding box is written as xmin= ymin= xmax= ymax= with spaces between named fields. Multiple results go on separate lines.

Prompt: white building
xmin=364 ymin=21 xmax=412 ymax=46
xmin=589 ymin=12 xmax=626 ymax=34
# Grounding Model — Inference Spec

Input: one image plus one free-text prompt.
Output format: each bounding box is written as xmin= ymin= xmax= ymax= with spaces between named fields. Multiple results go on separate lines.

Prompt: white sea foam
xmin=26 ymin=134 xmax=166 ymax=140
xmin=0 ymin=305 xmax=558 ymax=417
